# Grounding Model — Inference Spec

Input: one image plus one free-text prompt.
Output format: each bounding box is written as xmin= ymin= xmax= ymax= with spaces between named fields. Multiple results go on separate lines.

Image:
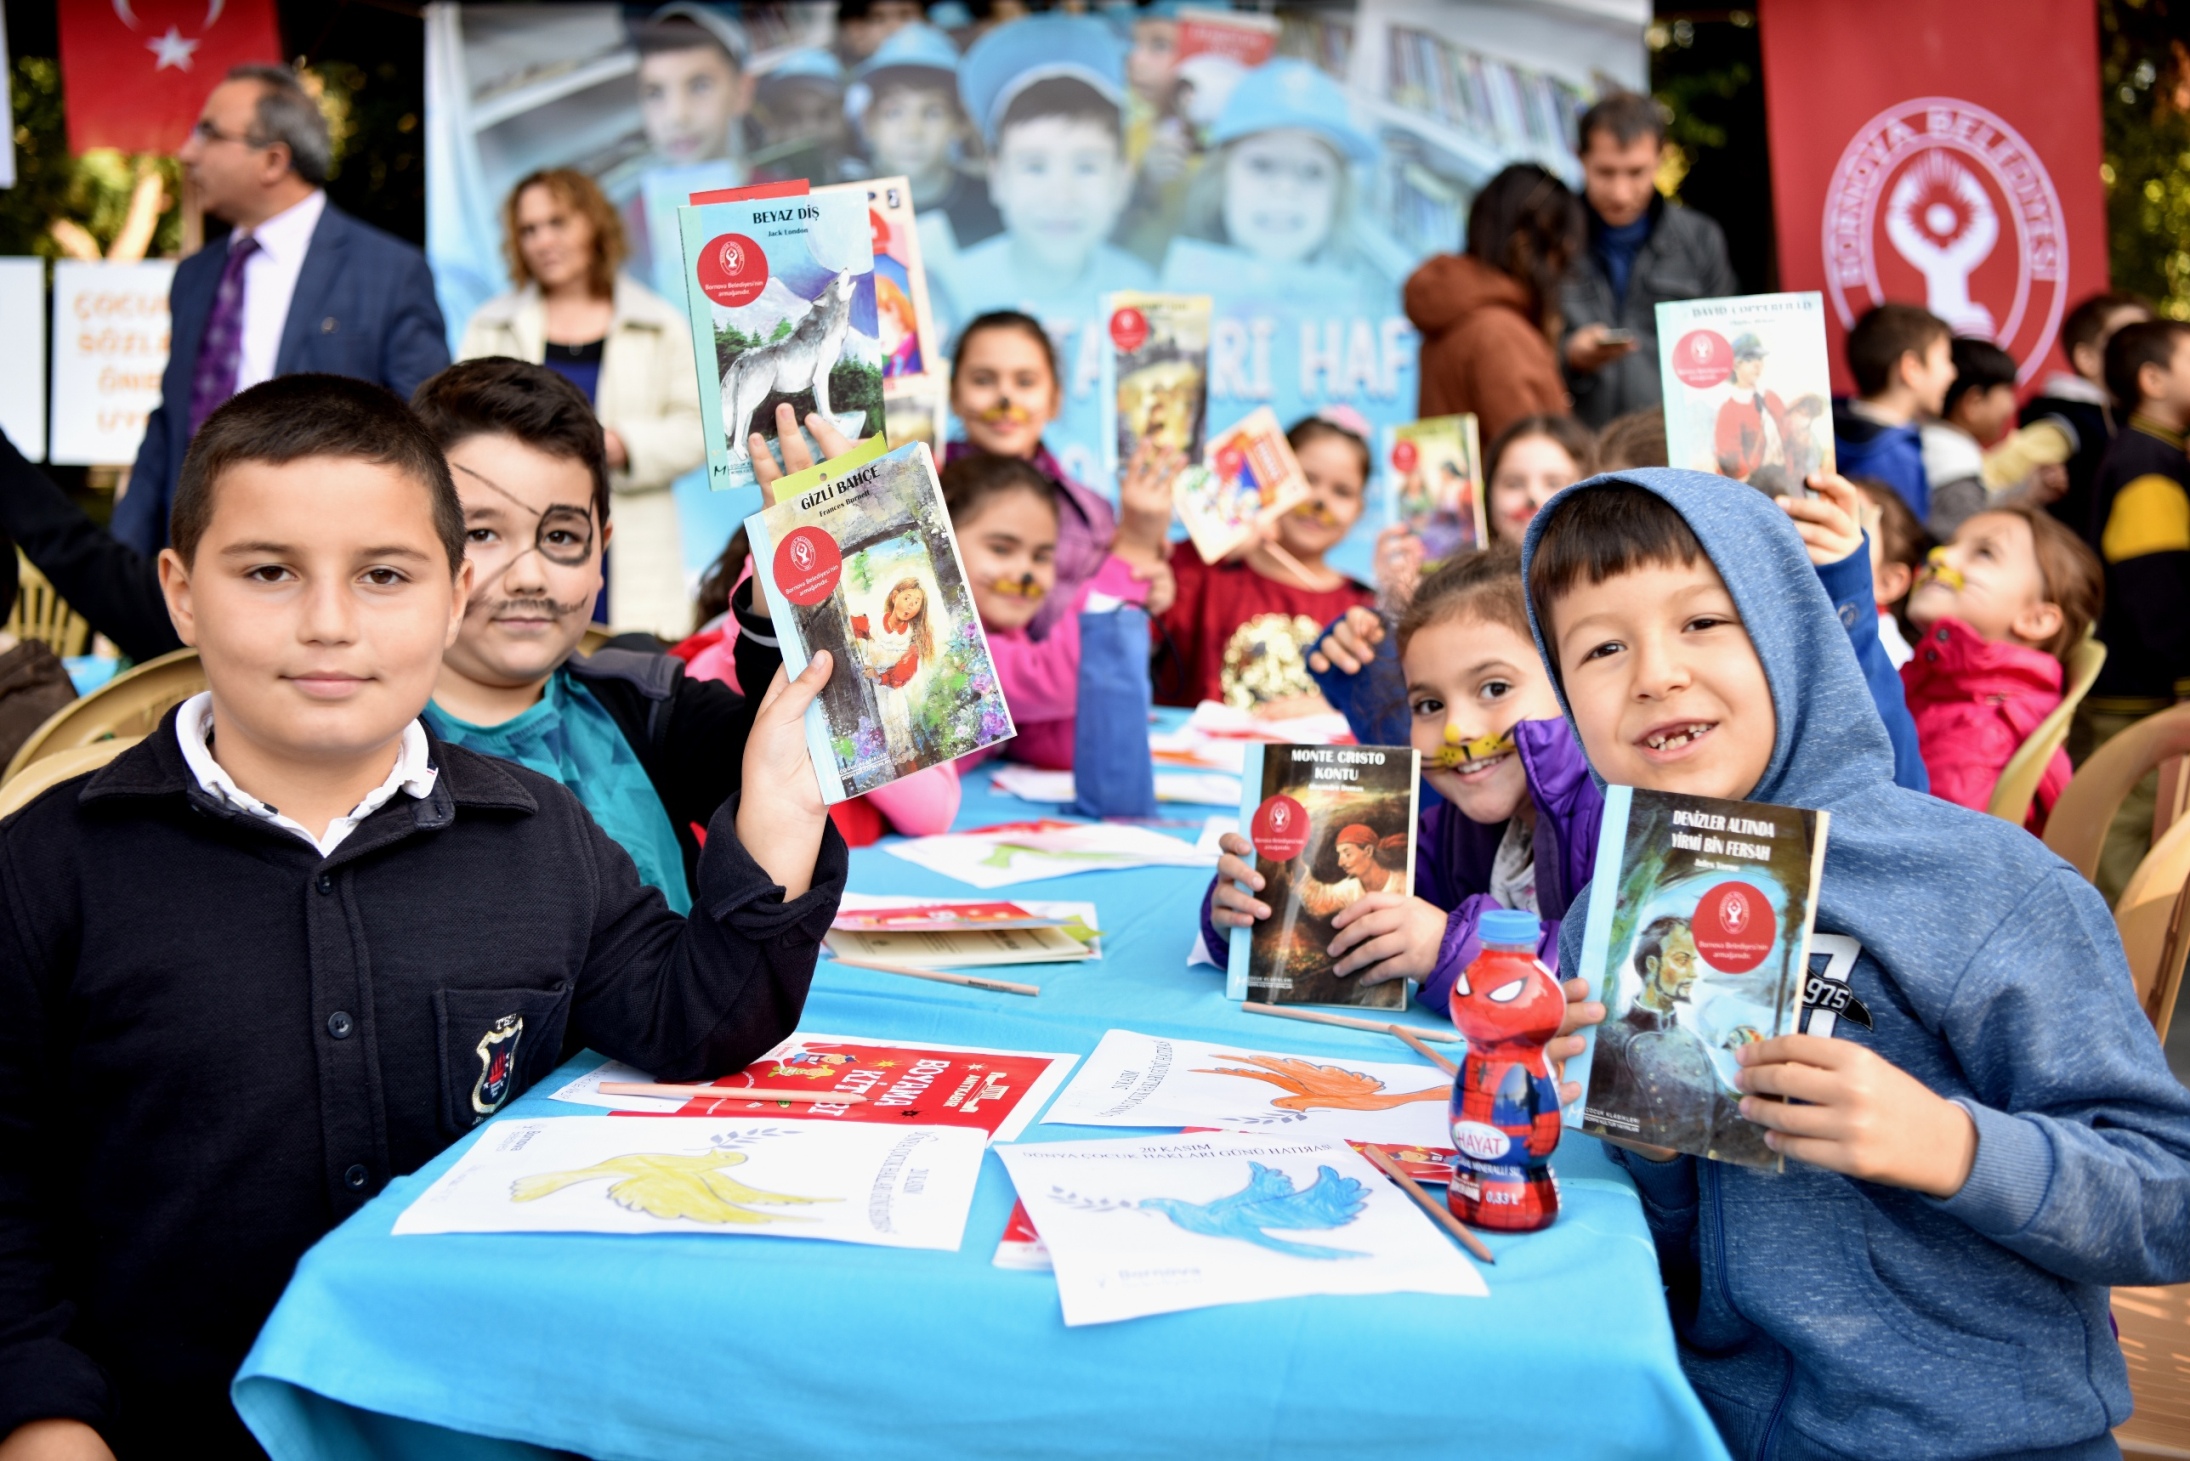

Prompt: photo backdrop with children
xmin=424 ymin=1 xmax=1647 ymax=588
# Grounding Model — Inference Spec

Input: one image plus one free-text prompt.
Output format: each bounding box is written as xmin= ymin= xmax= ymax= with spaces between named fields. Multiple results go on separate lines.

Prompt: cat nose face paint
xmin=1919 ymin=546 xmax=1964 ymax=592
xmin=991 ymin=572 xmax=1046 ymax=600
xmin=1435 ymin=725 xmax=1517 ymax=770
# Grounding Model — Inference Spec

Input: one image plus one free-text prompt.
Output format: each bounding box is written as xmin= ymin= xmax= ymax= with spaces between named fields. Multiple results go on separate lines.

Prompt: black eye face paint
xmin=454 ymin=462 xmax=598 ymax=618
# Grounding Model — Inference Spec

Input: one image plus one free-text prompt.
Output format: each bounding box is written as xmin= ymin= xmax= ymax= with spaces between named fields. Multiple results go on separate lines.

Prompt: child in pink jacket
xmin=1900 ymin=501 xmax=2103 ymax=832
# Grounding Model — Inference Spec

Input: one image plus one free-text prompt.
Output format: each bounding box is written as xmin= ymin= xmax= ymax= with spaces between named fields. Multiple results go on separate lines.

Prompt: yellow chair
xmin=579 ymin=625 xmax=615 ymax=655
xmin=3 ymin=647 xmax=205 ymax=783
xmin=2111 ymin=812 xmax=2190 ymax=1043
xmin=2043 ymin=701 xmax=2190 ymax=885
xmin=1986 ymin=635 xmax=2105 ymax=826
xmin=5 ymin=553 xmax=91 ymax=658
xmin=2113 ymin=1282 xmax=2190 ymax=1460
xmin=0 ymin=737 xmax=139 ymax=820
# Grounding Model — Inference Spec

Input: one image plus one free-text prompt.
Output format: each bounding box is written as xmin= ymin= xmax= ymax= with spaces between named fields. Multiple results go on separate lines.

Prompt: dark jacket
xmin=1557 ymin=198 xmax=1740 ymax=428
xmin=1832 ymin=401 xmax=1929 ymax=522
xmin=0 ymin=720 xmax=845 ymax=1454
xmin=2089 ymin=417 xmax=2190 ymax=707
xmin=113 ymin=203 xmax=451 ymax=556
xmin=0 ymin=428 xmax=177 ymax=664
xmin=2020 ymin=381 xmax=2115 ymax=544
xmin=1403 ymin=253 xmax=1569 ymax=445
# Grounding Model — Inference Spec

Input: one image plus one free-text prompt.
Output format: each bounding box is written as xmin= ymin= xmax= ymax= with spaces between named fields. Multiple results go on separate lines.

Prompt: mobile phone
xmin=1599 ymin=328 xmax=1637 ymax=346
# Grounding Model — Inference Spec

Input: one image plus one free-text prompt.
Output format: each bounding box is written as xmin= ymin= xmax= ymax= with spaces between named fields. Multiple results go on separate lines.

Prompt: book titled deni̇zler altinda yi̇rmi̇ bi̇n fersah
xmin=745 ymin=434 xmax=1014 ymax=805
xmin=1565 ymin=785 xmax=1829 ymax=1170
xmin=1227 ymin=742 xmax=1422 ymax=1013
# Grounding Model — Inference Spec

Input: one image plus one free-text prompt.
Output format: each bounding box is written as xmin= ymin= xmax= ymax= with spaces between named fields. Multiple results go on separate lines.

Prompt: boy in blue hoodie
xmin=1833 ymin=303 xmax=1955 ymax=526
xmin=1526 ymin=468 xmax=2190 ymax=1460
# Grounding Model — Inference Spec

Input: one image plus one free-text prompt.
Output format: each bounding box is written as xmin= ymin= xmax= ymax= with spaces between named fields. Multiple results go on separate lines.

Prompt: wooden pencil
xmin=1241 ymin=1001 xmax=1460 ymax=1042
xmin=1388 ymin=1023 xmax=1461 ymax=1076
xmin=599 ymin=1081 xmax=871 ymax=1105
xmin=825 ymin=953 xmax=1040 ymax=997
xmin=1362 ymin=1145 xmax=1496 ymax=1265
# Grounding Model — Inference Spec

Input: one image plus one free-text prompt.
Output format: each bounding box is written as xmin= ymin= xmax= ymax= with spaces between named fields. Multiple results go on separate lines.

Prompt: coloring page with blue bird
xmin=1040 ymin=1030 xmax=1451 ymax=1148
xmin=998 ymin=1133 xmax=1486 ymax=1325
xmin=392 ymin=1117 xmax=987 ymax=1251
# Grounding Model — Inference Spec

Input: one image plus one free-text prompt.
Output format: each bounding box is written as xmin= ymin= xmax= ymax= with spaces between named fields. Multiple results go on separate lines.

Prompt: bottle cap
xmin=1480 ymin=909 xmax=1541 ymax=946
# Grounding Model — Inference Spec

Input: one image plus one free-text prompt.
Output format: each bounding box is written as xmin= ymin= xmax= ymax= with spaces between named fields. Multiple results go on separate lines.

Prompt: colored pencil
xmin=1241 ymin=1000 xmax=1460 ymax=1042
xmin=1388 ymin=1023 xmax=1461 ymax=1076
xmin=1362 ymin=1145 xmax=1496 ymax=1265
xmin=826 ymin=953 xmax=1040 ymax=997
xmin=599 ymin=1081 xmax=871 ymax=1105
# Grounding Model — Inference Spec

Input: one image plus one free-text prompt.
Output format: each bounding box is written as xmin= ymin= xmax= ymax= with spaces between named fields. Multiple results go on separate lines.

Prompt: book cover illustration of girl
xmin=852 ymin=574 xmax=936 ymax=768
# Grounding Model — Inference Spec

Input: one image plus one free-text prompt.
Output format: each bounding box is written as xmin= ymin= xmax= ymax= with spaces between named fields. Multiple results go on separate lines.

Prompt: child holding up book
xmin=1204 ymin=547 xmax=1598 ymax=1009
xmin=0 ymin=378 xmax=846 ymax=1455
xmin=1529 ymin=467 xmax=2190 ymax=1460
xmin=1900 ymin=502 xmax=2101 ymax=831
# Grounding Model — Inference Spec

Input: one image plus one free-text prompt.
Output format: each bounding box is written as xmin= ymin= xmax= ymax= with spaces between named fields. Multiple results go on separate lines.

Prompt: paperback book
xmin=1100 ymin=290 xmax=1212 ymax=481
xmin=1177 ymin=407 xmax=1311 ymax=564
xmin=1226 ymin=742 xmax=1421 ymax=1010
xmin=676 ymin=183 xmax=882 ymax=498
xmin=1384 ymin=414 xmax=1485 ymax=558
xmin=824 ymin=923 xmax=1092 ymax=968
xmin=814 ymin=175 xmax=945 ymax=456
xmin=832 ymin=900 xmax=1063 ymax=933
xmin=745 ymin=435 xmax=1014 ymax=802
xmin=1657 ymin=291 xmax=1834 ymax=495
xmin=1564 ymin=785 xmax=1830 ymax=1169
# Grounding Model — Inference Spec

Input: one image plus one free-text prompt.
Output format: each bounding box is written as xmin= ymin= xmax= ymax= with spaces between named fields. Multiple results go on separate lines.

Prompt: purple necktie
xmin=187 ymin=234 xmax=261 ymax=437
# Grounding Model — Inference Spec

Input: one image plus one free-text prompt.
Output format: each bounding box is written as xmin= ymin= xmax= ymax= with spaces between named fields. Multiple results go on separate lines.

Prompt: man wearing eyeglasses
xmin=111 ymin=64 xmax=450 ymax=558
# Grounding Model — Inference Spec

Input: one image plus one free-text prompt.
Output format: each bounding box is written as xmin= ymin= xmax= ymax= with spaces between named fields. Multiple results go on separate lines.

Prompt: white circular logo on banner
xmin=1821 ymin=96 xmax=2067 ymax=383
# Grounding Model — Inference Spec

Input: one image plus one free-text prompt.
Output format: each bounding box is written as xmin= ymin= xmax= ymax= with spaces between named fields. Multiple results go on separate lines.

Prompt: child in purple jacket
xmin=1204 ymin=548 xmax=1600 ymax=1009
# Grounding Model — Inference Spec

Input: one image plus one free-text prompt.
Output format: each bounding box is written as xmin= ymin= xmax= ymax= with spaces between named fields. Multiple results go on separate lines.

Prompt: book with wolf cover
xmin=1564 ymin=785 xmax=1830 ymax=1169
xmin=1100 ymin=290 xmax=1212 ymax=482
xmin=676 ymin=186 xmax=883 ymax=500
xmin=1225 ymin=742 xmax=1420 ymax=1010
xmin=1384 ymin=414 xmax=1485 ymax=558
xmin=1656 ymin=291 xmax=1835 ymax=496
xmin=1177 ymin=407 xmax=1312 ymax=564
xmin=744 ymin=435 xmax=1014 ymax=803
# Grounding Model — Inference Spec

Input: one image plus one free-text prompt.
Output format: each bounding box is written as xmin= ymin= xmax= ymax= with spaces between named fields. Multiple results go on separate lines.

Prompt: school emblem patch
xmin=471 ymin=1014 xmax=525 ymax=1116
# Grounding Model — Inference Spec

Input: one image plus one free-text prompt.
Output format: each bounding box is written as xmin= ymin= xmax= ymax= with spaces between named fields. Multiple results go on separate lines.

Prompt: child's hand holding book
xmin=1778 ymin=471 xmax=1866 ymax=567
xmin=1305 ymin=606 xmax=1385 ymax=676
xmin=1209 ymin=831 xmax=1269 ymax=929
xmin=1325 ymin=893 xmax=1448 ymax=986
xmin=736 ymin=653 xmax=834 ymax=899
xmin=1733 ymin=1035 xmax=1979 ymax=1198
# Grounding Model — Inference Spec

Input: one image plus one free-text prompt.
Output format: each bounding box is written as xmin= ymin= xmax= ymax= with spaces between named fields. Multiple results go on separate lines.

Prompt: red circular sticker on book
xmin=1109 ymin=306 xmax=1148 ymax=353
xmin=1390 ymin=439 xmax=1419 ymax=473
xmin=697 ymin=232 xmax=769 ymax=308
xmin=868 ymin=208 xmax=890 ymax=256
xmin=772 ymin=527 xmax=842 ymax=607
xmin=1692 ymin=881 xmax=1775 ymax=973
xmin=1249 ymin=794 xmax=1310 ymax=861
xmin=1215 ymin=444 xmax=1245 ymax=482
xmin=1670 ymin=329 xmax=1732 ymax=389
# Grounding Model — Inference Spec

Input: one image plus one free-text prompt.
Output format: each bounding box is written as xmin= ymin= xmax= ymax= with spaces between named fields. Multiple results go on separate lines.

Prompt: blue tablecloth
xmin=232 ymin=759 xmax=1727 ymax=1461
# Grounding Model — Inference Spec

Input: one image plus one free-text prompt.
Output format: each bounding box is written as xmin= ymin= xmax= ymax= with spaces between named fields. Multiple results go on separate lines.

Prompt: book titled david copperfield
xmin=745 ymin=436 xmax=1014 ymax=804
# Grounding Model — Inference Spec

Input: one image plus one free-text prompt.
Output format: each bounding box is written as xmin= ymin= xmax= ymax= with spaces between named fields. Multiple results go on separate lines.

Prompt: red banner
xmin=1759 ymin=0 xmax=2108 ymax=393
xmin=58 ymin=0 xmax=286 ymax=156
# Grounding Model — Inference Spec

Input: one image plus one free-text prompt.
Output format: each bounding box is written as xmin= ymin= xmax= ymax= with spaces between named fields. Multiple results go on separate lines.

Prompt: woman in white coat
xmin=461 ymin=168 xmax=705 ymax=638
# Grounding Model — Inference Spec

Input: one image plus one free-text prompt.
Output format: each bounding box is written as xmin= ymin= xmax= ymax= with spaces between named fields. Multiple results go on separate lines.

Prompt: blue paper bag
xmin=1068 ymin=605 xmax=1158 ymax=819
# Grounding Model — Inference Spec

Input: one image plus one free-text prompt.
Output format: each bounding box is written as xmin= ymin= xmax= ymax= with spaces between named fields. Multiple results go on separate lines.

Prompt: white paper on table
xmin=1041 ymin=1029 xmax=1451 ymax=1148
xmin=997 ymin=1132 xmax=1485 ymax=1324
xmin=1183 ymin=700 xmax=1354 ymax=747
xmin=835 ymin=892 xmax=1103 ymax=958
xmin=884 ymin=820 xmax=1216 ymax=889
xmin=550 ymin=1031 xmax=1079 ymax=1142
xmin=990 ymin=764 xmax=1242 ymax=808
xmin=1193 ymin=814 xmax=1236 ymax=855
xmin=393 ymin=1116 xmax=986 ymax=1250
xmin=1149 ymin=725 xmax=1248 ymax=774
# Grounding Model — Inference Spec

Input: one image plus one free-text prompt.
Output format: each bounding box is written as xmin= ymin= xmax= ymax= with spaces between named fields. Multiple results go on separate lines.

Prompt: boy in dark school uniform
xmin=0 ymin=376 xmax=844 ymax=1458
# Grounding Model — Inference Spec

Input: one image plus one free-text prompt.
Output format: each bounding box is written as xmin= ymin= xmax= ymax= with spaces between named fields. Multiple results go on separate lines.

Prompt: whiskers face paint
xmin=976 ymin=398 xmax=1033 ymax=427
xmin=1918 ymin=546 xmax=1964 ymax=592
xmin=1288 ymin=500 xmax=1342 ymax=528
xmin=990 ymin=572 xmax=1045 ymax=600
xmin=1434 ymin=725 xmax=1516 ymax=770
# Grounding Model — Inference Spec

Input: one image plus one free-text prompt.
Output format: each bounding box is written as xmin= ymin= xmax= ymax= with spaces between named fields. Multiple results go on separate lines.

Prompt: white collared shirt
xmin=174 ymin=691 xmax=438 ymax=858
xmin=235 ymin=189 xmax=328 ymax=393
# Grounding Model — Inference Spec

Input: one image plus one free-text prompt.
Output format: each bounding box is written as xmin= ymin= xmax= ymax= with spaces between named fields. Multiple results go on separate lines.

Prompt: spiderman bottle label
xmin=1445 ymin=913 xmax=1563 ymax=1232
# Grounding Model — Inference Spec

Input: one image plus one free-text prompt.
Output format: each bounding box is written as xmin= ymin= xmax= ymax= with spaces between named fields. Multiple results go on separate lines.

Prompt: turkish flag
xmin=58 ymin=0 xmax=287 ymax=156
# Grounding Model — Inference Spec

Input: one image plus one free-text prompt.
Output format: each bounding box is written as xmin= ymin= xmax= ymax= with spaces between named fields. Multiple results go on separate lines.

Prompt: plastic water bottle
xmin=1446 ymin=908 xmax=1563 ymax=1232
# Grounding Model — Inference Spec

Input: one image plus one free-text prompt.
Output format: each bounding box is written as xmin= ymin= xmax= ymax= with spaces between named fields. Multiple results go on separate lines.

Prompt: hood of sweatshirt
xmin=1519 ymin=468 xmax=2190 ymax=1456
xmin=1403 ymin=253 xmax=1536 ymax=337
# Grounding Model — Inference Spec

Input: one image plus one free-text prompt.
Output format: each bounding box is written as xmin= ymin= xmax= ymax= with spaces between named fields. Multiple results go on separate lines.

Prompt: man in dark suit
xmin=112 ymin=64 xmax=449 ymax=556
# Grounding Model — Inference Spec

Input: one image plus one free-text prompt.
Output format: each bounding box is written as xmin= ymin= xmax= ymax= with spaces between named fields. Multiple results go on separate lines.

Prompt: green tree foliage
xmin=0 ymin=58 xmax=181 ymax=260
xmin=2101 ymin=0 xmax=2190 ymax=317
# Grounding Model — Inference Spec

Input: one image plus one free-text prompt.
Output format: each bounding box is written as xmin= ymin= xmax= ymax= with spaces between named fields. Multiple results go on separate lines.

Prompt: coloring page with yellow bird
xmin=391 ymin=1117 xmax=987 ymax=1251
xmin=998 ymin=1132 xmax=1485 ymax=1325
xmin=1039 ymin=1030 xmax=1450 ymax=1148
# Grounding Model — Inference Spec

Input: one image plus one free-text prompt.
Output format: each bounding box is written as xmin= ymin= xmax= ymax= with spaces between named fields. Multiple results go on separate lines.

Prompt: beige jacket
xmin=458 ymin=275 xmax=707 ymax=638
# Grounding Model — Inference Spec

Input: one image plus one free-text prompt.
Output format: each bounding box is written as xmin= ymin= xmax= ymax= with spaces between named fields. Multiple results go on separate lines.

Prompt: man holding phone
xmin=1557 ymin=91 xmax=1739 ymax=428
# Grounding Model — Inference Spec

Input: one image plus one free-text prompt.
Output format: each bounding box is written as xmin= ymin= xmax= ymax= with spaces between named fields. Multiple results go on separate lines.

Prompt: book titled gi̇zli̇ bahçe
xmin=745 ymin=435 xmax=1015 ymax=804
xmin=1226 ymin=742 xmax=1421 ymax=1011
xmin=1563 ymin=785 xmax=1828 ymax=1170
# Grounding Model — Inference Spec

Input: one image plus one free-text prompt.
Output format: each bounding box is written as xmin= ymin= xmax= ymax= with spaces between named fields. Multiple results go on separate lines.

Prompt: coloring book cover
xmin=1100 ymin=290 xmax=1212 ymax=482
xmin=1657 ymin=291 xmax=1835 ymax=495
xmin=1565 ymin=785 xmax=1830 ymax=1169
xmin=1176 ymin=407 xmax=1312 ymax=564
xmin=745 ymin=435 xmax=1014 ymax=803
xmin=997 ymin=1132 xmax=1485 ymax=1324
xmin=677 ymin=186 xmax=882 ymax=501
xmin=1226 ymin=742 xmax=1420 ymax=1010
xmin=1384 ymin=414 xmax=1485 ymax=559
xmin=391 ymin=1116 xmax=987 ymax=1250
xmin=1040 ymin=1029 xmax=1450 ymax=1148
